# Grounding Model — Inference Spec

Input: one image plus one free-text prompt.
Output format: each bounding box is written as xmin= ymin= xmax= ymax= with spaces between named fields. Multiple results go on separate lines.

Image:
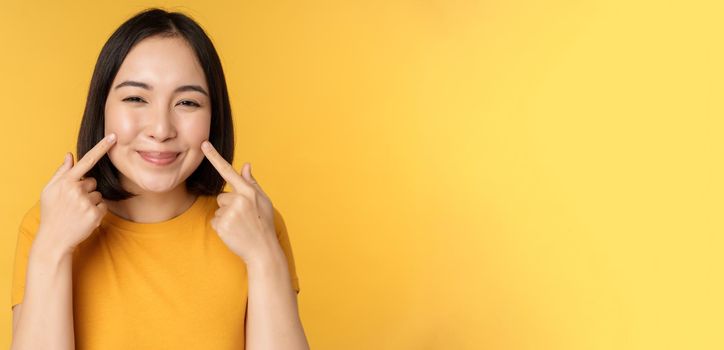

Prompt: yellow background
xmin=1 ymin=1 xmax=722 ymax=348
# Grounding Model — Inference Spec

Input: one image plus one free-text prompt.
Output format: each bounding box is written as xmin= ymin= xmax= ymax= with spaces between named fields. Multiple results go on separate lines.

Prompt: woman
xmin=10 ymin=8 xmax=309 ymax=350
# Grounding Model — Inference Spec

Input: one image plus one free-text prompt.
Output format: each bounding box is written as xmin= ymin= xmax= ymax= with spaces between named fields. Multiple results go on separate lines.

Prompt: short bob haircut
xmin=77 ymin=8 xmax=234 ymax=201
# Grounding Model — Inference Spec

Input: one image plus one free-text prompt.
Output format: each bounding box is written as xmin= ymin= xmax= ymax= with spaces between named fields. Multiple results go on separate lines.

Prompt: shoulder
xmin=18 ymin=199 xmax=42 ymax=238
xmin=272 ymin=206 xmax=288 ymax=236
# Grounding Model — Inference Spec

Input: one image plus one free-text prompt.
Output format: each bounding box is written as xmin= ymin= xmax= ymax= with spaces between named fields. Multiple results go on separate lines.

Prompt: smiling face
xmin=104 ymin=35 xmax=211 ymax=195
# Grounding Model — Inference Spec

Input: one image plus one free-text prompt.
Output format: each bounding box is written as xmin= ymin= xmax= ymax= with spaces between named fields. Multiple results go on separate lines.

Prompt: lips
xmin=137 ymin=151 xmax=180 ymax=165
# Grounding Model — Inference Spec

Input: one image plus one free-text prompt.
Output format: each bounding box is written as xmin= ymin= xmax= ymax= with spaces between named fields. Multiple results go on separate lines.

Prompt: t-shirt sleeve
xmin=272 ymin=206 xmax=300 ymax=294
xmin=11 ymin=200 xmax=42 ymax=310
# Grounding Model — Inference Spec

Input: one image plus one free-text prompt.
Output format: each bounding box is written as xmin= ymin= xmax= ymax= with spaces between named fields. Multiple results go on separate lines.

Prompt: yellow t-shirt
xmin=11 ymin=193 xmax=300 ymax=349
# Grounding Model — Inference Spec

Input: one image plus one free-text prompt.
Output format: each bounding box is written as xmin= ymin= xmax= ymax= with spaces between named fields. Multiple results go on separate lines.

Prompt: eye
xmin=122 ymin=96 xmax=146 ymax=103
xmin=177 ymin=100 xmax=201 ymax=107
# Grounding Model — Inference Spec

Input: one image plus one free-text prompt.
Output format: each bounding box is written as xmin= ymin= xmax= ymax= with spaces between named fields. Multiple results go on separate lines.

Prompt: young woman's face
xmin=104 ymin=35 xmax=211 ymax=195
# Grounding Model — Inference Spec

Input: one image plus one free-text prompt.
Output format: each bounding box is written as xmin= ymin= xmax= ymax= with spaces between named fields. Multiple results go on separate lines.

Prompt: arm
xmin=245 ymin=244 xmax=310 ymax=350
xmin=11 ymin=138 xmax=114 ymax=349
xmin=11 ymin=235 xmax=75 ymax=350
xmin=199 ymin=144 xmax=308 ymax=348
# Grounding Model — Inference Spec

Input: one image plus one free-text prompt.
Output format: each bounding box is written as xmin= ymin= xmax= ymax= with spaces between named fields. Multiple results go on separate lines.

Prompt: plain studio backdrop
xmin=1 ymin=1 xmax=723 ymax=349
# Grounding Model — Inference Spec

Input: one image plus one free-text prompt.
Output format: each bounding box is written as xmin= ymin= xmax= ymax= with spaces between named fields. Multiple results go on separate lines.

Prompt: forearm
xmin=245 ymin=242 xmax=309 ymax=350
xmin=11 ymin=237 xmax=75 ymax=350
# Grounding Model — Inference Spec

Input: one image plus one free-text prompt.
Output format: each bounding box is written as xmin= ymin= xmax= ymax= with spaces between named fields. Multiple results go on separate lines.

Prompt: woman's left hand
xmin=201 ymin=140 xmax=280 ymax=265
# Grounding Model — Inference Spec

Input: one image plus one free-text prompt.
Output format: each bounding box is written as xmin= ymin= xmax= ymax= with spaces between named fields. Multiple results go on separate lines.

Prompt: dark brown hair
xmin=77 ymin=8 xmax=234 ymax=200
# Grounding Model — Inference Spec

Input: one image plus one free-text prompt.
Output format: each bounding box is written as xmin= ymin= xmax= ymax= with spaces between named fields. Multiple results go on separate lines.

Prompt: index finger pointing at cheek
xmin=201 ymin=140 xmax=245 ymax=192
xmin=67 ymin=133 xmax=117 ymax=180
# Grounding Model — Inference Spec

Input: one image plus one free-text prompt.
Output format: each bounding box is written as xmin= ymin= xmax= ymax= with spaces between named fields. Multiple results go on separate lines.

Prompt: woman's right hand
xmin=35 ymin=133 xmax=117 ymax=256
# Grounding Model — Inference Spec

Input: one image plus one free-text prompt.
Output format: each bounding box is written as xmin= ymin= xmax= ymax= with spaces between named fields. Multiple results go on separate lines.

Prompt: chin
xmin=133 ymin=177 xmax=182 ymax=193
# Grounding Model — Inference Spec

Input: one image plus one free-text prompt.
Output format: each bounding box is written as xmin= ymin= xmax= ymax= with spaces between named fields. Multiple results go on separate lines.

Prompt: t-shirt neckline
xmin=102 ymin=195 xmax=208 ymax=234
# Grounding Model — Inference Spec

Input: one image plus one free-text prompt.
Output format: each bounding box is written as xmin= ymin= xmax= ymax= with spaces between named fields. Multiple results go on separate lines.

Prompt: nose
xmin=145 ymin=106 xmax=177 ymax=142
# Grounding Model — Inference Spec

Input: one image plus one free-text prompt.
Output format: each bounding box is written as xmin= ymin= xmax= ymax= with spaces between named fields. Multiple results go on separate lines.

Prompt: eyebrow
xmin=113 ymin=80 xmax=209 ymax=96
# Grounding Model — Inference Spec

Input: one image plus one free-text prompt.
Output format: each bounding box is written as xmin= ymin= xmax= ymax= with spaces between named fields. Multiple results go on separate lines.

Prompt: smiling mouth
xmin=137 ymin=151 xmax=180 ymax=166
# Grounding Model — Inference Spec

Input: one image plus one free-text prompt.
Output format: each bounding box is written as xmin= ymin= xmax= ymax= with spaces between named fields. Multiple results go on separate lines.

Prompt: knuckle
xmin=97 ymin=202 xmax=107 ymax=214
xmin=89 ymin=209 xmax=100 ymax=222
xmin=233 ymin=195 xmax=248 ymax=207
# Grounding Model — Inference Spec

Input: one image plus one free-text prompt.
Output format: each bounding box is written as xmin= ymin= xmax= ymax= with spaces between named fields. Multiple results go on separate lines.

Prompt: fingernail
xmin=202 ymin=141 xmax=211 ymax=150
xmin=107 ymin=133 xmax=117 ymax=143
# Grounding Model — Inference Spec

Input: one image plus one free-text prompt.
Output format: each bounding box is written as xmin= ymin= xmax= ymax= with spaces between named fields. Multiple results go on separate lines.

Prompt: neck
xmin=105 ymin=179 xmax=198 ymax=224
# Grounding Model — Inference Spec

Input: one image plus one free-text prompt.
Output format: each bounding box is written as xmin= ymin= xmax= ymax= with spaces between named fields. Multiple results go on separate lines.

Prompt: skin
xmin=12 ymin=134 xmax=117 ymax=350
xmin=103 ymin=35 xmax=211 ymax=222
xmin=13 ymin=35 xmax=309 ymax=349
xmin=202 ymin=142 xmax=311 ymax=349
xmin=104 ymin=35 xmax=308 ymax=347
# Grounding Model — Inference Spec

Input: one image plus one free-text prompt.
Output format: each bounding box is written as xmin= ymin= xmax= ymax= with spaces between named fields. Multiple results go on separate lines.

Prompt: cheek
xmin=105 ymin=105 xmax=140 ymax=143
xmin=178 ymin=118 xmax=211 ymax=170
xmin=104 ymin=105 xmax=141 ymax=161
xmin=178 ymin=116 xmax=211 ymax=148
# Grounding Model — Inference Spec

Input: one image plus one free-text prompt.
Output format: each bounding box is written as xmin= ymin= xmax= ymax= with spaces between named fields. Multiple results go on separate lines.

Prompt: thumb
xmin=51 ymin=152 xmax=73 ymax=181
xmin=63 ymin=152 xmax=75 ymax=170
xmin=241 ymin=162 xmax=254 ymax=184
